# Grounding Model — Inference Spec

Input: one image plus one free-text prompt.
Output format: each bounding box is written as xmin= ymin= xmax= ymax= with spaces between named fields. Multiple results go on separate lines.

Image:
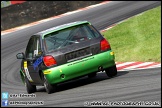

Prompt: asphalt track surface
xmin=1 ymin=1 xmax=161 ymax=107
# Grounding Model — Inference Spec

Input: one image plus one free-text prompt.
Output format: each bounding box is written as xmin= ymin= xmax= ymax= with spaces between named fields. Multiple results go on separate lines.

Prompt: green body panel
xmin=20 ymin=69 xmax=25 ymax=84
xmin=43 ymin=50 xmax=115 ymax=84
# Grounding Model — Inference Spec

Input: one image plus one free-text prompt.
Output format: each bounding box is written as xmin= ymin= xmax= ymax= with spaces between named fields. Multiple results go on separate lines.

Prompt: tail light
xmin=100 ymin=38 xmax=111 ymax=51
xmin=43 ymin=56 xmax=57 ymax=67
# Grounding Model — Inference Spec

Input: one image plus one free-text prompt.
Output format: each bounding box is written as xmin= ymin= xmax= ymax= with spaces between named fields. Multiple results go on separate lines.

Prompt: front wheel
xmin=24 ymin=77 xmax=36 ymax=94
xmin=105 ymin=65 xmax=117 ymax=77
xmin=43 ymin=75 xmax=56 ymax=94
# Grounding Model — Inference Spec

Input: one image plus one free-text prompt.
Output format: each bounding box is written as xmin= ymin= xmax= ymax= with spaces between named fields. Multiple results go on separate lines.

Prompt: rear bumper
xmin=43 ymin=50 xmax=116 ymax=84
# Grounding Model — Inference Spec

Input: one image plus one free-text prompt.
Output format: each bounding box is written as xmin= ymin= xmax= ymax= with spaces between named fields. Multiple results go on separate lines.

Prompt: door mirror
xmin=16 ymin=53 xmax=25 ymax=59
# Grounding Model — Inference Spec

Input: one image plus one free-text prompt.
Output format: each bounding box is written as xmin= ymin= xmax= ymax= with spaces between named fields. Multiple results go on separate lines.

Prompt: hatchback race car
xmin=16 ymin=21 xmax=117 ymax=94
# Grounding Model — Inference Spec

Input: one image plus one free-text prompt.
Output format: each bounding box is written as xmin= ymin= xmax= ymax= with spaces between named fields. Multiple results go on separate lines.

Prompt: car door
xmin=24 ymin=36 xmax=43 ymax=84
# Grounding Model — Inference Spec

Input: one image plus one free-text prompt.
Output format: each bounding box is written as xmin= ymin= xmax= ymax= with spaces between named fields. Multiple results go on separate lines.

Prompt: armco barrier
xmin=1 ymin=1 xmax=103 ymax=31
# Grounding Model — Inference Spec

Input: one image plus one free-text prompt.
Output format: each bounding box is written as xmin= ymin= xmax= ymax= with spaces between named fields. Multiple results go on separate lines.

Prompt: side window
xmin=38 ymin=38 xmax=42 ymax=55
xmin=33 ymin=37 xmax=42 ymax=57
xmin=88 ymin=25 xmax=100 ymax=38
xmin=25 ymin=37 xmax=34 ymax=59
xmin=25 ymin=36 xmax=42 ymax=59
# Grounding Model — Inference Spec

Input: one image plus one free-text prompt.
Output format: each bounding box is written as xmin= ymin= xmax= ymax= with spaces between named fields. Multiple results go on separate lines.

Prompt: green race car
xmin=16 ymin=21 xmax=117 ymax=94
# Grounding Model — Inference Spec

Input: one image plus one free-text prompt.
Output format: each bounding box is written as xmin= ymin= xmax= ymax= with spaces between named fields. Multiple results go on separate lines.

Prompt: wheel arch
xmin=39 ymin=70 xmax=44 ymax=84
xmin=20 ymin=69 xmax=25 ymax=84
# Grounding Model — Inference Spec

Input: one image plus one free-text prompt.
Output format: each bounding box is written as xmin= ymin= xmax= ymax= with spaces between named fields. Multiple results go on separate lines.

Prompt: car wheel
xmin=88 ymin=72 xmax=97 ymax=78
xmin=24 ymin=77 xmax=36 ymax=94
xmin=105 ymin=65 xmax=117 ymax=77
xmin=43 ymin=75 xmax=56 ymax=94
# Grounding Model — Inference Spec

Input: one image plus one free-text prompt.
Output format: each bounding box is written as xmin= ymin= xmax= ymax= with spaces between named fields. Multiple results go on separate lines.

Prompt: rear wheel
xmin=43 ymin=75 xmax=56 ymax=94
xmin=88 ymin=72 xmax=97 ymax=78
xmin=105 ymin=65 xmax=117 ymax=77
xmin=24 ymin=77 xmax=36 ymax=94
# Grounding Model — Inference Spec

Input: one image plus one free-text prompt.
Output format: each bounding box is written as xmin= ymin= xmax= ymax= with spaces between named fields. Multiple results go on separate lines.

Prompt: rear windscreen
xmin=44 ymin=24 xmax=100 ymax=52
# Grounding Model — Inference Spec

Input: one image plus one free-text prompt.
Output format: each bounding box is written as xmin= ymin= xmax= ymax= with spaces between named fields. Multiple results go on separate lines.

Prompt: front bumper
xmin=43 ymin=50 xmax=115 ymax=84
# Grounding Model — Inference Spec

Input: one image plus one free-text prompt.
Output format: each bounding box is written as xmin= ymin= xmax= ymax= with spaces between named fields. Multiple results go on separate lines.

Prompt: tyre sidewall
xmin=43 ymin=75 xmax=56 ymax=94
xmin=24 ymin=77 xmax=36 ymax=94
xmin=105 ymin=65 xmax=117 ymax=77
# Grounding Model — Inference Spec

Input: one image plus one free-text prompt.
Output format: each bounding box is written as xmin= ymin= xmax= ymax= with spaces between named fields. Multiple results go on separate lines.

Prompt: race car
xmin=16 ymin=21 xmax=117 ymax=94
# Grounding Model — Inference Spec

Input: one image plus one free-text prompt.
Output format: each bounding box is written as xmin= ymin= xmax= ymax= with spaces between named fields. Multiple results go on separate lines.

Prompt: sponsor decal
xmin=24 ymin=61 xmax=33 ymax=82
xmin=43 ymin=70 xmax=51 ymax=74
xmin=59 ymin=69 xmax=62 ymax=72
xmin=33 ymin=56 xmax=43 ymax=70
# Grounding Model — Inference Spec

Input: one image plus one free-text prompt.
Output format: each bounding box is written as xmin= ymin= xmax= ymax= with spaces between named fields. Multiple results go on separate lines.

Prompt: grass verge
xmin=102 ymin=6 xmax=161 ymax=62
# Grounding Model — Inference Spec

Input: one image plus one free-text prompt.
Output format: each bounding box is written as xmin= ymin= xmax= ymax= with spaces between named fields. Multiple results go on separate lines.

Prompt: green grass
xmin=102 ymin=6 xmax=161 ymax=62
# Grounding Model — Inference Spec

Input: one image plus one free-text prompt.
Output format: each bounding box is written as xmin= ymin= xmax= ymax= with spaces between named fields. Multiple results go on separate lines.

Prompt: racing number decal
xmin=24 ymin=61 xmax=33 ymax=82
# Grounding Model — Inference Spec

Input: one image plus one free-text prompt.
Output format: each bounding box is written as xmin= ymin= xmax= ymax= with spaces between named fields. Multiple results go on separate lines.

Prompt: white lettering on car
xmin=24 ymin=61 xmax=33 ymax=82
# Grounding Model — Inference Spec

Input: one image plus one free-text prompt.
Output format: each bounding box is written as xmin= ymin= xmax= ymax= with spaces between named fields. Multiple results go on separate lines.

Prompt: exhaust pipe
xmin=98 ymin=66 xmax=104 ymax=72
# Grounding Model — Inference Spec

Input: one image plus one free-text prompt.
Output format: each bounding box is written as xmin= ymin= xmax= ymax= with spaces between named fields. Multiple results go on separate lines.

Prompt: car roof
xmin=34 ymin=21 xmax=91 ymax=37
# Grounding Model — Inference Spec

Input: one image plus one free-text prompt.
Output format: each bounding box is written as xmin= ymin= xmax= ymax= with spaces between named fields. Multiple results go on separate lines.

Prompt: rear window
xmin=44 ymin=24 xmax=100 ymax=52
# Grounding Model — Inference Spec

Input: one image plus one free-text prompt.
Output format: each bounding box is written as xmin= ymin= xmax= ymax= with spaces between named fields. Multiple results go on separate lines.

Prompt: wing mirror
xmin=16 ymin=52 xmax=25 ymax=59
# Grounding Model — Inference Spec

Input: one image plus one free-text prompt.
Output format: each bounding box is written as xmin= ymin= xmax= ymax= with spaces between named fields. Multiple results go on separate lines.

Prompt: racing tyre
xmin=105 ymin=65 xmax=117 ymax=77
xmin=43 ymin=75 xmax=56 ymax=94
xmin=24 ymin=77 xmax=36 ymax=94
xmin=88 ymin=72 xmax=97 ymax=78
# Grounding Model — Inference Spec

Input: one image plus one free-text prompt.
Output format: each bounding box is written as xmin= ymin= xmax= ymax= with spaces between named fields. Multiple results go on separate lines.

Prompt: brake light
xmin=43 ymin=56 xmax=57 ymax=67
xmin=100 ymin=39 xmax=111 ymax=51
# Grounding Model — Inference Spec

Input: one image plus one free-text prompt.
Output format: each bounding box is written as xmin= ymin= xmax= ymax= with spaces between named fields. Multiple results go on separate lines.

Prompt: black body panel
xmin=44 ymin=36 xmax=103 ymax=66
